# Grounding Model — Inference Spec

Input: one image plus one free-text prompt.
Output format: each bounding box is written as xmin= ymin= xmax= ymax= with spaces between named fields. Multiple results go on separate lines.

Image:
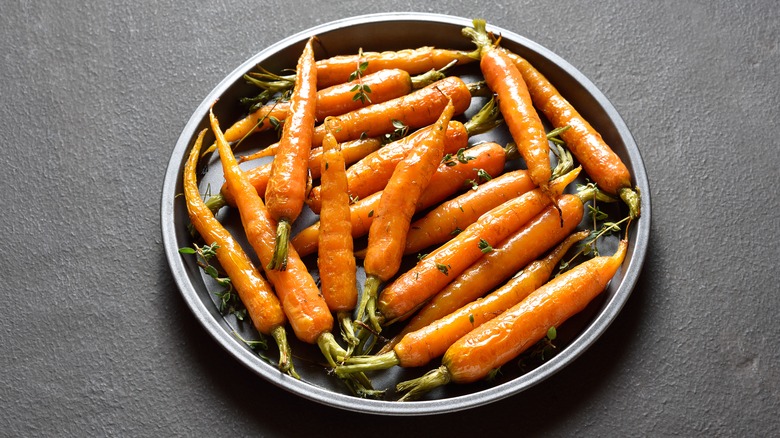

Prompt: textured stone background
xmin=1 ymin=1 xmax=778 ymax=436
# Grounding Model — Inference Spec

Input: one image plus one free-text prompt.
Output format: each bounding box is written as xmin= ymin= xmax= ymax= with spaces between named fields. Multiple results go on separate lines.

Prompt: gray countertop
xmin=2 ymin=1 xmax=778 ymax=436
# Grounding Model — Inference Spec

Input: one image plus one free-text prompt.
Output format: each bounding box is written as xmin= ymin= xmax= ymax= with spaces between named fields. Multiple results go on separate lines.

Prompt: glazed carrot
xmin=265 ymin=37 xmax=318 ymax=271
xmin=396 ymin=238 xmax=628 ymax=400
xmin=183 ymin=129 xmax=297 ymax=378
xmin=337 ymin=230 xmax=589 ymax=373
xmin=312 ymin=46 xmax=476 ymax=88
xmin=291 ymin=141 xmax=508 ymax=258
xmin=357 ymin=99 xmax=456 ymax=332
xmin=207 ymin=136 xmax=383 ymax=213
xmin=224 ymin=68 xmax=445 ymax=159
xmin=382 ymin=194 xmax=586 ymax=353
xmin=317 ymin=133 xmax=360 ymax=349
xmin=376 ymin=167 xmax=582 ymax=327
xmin=464 ymin=19 xmax=552 ymax=191
xmin=504 ymin=50 xmax=641 ymax=218
xmin=210 ymin=108 xmax=331 ymax=343
xmin=318 ymin=76 xmax=471 ymax=146
xmin=211 ymin=108 xmax=377 ymax=395
xmin=305 ymin=96 xmax=502 ymax=214
xmin=403 ymin=168 xmax=534 ymax=255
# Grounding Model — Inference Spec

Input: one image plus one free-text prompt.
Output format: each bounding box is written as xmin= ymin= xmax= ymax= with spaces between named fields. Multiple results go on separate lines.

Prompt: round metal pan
xmin=161 ymin=12 xmax=651 ymax=415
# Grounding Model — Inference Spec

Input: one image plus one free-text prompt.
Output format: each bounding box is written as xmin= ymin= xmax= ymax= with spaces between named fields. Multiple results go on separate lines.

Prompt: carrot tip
xmin=267 ymin=219 xmax=292 ymax=271
xmin=396 ymin=365 xmax=451 ymax=401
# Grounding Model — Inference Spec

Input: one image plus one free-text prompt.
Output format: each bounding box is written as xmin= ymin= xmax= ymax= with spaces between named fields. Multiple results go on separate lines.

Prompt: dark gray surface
xmin=1 ymin=1 xmax=777 ymax=436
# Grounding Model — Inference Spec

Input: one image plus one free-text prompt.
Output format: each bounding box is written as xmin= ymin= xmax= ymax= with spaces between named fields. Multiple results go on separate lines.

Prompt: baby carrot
xmin=464 ymin=19 xmax=552 ymax=192
xmin=396 ymin=238 xmax=628 ymax=400
xmin=316 ymin=76 xmax=473 ymax=147
xmin=265 ymin=37 xmax=318 ymax=271
xmin=306 ymin=96 xmax=502 ymax=214
xmin=376 ymin=167 xmax=581 ymax=327
xmin=291 ymin=141 xmax=508 ymax=257
xmin=224 ymin=68 xmax=445 ymax=160
xmin=403 ymin=168 xmax=535 ymax=255
xmin=504 ymin=50 xmax=641 ymax=218
xmin=317 ymin=132 xmax=360 ymax=349
xmin=382 ymin=194 xmax=586 ymax=353
xmin=208 ymin=136 xmax=383 ymax=213
xmin=183 ymin=129 xmax=297 ymax=378
xmin=337 ymin=230 xmax=589 ymax=374
xmin=211 ymin=108 xmax=377 ymax=395
xmin=312 ymin=46 xmax=476 ymax=88
xmin=358 ymin=99 xmax=456 ymax=332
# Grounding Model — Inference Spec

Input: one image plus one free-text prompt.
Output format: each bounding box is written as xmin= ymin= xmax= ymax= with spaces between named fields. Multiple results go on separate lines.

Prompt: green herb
xmin=179 ymin=242 xmax=245 ymax=319
xmin=367 ymin=209 xmax=374 ymax=217
xmin=383 ymin=119 xmax=409 ymax=144
xmin=349 ymin=49 xmax=372 ymax=104
xmin=435 ymin=263 xmax=450 ymax=275
xmin=450 ymin=227 xmax=462 ymax=236
xmin=442 ymin=147 xmax=475 ymax=167
xmin=478 ymin=238 xmax=493 ymax=254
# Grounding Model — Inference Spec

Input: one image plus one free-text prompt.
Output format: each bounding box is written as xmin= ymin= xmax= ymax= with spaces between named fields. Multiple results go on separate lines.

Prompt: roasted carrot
xmin=317 ymin=132 xmax=360 ymax=349
xmin=183 ymin=129 xmax=297 ymax=378
xmin=403 ymin=168 xmax=534 ymax=255
xmin=305 ymin=96 xmax=502 ymax=214
xmin=207 ymin=136 xmax=383 ymax=213
xmin=211 ymin=108 xmax=377 ymax=395
xmin=357 ymin=99 xmax=456 ymax=332
xmin=319 ymin=76 xmax=473 ymax=147
xmin=265 ymin=37 xmax=318 ymax=271
xmin=291 ymin=141 xmax=509 ymax=258
xmin=382 ymin=194 xmax=586 ymax=353
xmin=395 ymin=238 xmax=628 ymax=400
xmin=311 ymin=46 xmax=476 ymax=88
xmin=223 ymin=68 xmax=445 ymax=160
xmin=376 ymin=167 xmax=582 ymax=327
xmin=464 ymin=19 xmax=552 ymax=192
xmin=503 ymin=50 xmax=641 ymax=218
xmin=336 ymin=230 xmax=589 ymax=373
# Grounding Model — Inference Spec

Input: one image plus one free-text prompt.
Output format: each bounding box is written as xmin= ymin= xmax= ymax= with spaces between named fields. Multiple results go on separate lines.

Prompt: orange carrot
xmin=464 ymin=19 xmax=552 ymax=191
xmin=317 ymin=132 xmax=360 ymax=349
xmin=376 ymin=167 xmax=581 ymax=327
xmin=306 ymin=96 xmax=502 ymax=214
xmin=290 ymin=141 xmax=508 ymax=258
xmin=382 ymin=194 xmax=586 ymax=353
xmin=395 ymin=238 xmax=628 ymax=400
xmin=313 ymin=46 xmax=476 ymax=88
xmin=210 ymin=108 xmax=331 ymax=344
xmin=182 ymin=129 xmax=297 ymax=377
xmin=403 ymin=168 xmax=535 ymax=255
xmin=265 ymin=37 xmax=318 ymax=271
xmin=211 ymin=108 xmax=378 ymax=395
xmin=207 ymin=136 xmax=383 ymax=213
xmin=357 ymin=99 xmax=456 ymax=332
xmin=223 ymin=68 xmax=445 ymax=159
xmin=336 ymin=230 xmax=588 ymax=374
xmin=317 ymin=76 xmax=472 ymax=147
xmin=504 ymin=50 xmax=641 ymax=218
